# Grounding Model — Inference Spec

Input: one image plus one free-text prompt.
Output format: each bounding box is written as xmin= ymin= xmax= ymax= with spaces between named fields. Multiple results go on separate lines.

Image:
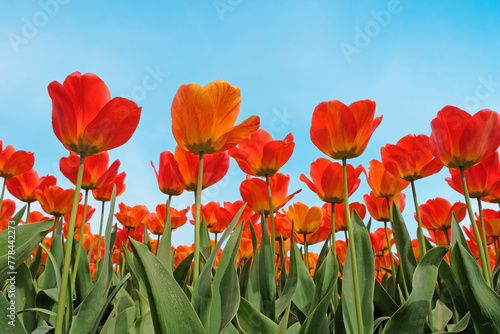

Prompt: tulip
xmin=115 ymin=203 xmax=149 ymax=229
xmin=151 ymin=151 xmax=184 ymax=196
xmin=152 ymin=204 xmax=190 ymax=231
xmin=92 ymin=172 xmax=126 ymax=202
xmin=418 ymin=198 xmax=466 ymax=233
xmin=364 ymin=191 xmax=405 ymax=223
xmin=365 ymin=160 xmax=409 ymax=199
xmin=223 ymin=200 xmax=260 ymax=230
xmin=323 ymin=202 xmax=366 ymax=233
xmin=0 ymin=199 xmax=15 ymax=232
xmin=480 ymin=209 xmax=500 ymax=254
xmin=174 ymin=245 xmax=194 ymax=268
xmin=60 ymin=152 xmax=120 ymax=190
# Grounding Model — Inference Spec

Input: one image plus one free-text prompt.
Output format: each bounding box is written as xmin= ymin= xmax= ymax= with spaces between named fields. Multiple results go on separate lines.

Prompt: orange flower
xmin=238 ymin=236 xmax=254 ymax=260
xmin=0 ymin=199 xmax=16 ymax=231
xmin=115 ymin=203 xmax=149 ymax=229
xmin=483 ymin=180 xmax=500 ymax=204
xmin=228 ymin=129 xmax=294 ymax=177
xmin=445 ymin=151 xmax=500 ymax=198
xmin=149 ymin=203 xmax=190 ymax=233
xmin=115 ymin=226 xmax=145 ymax=250
xmin=365 ymin=160 xmax=409 ymax=198
xmin=481 ymin=209 xmax=500 ymax=239
xmin=63 ymin=204 xmax=95 ymax=228
xmin=174 ymin=245 xmax=194 ymax=268
xmin=429 ymin=229 xmax=452 ymax=246
xmin=381 ymin=134 xmax=443 ymax=181
xmin=310 ymin=99 xmax=382 ymax=159
xmin=223 ymin=200 xmax=260 ymax=230
xmin=48 ymin=72 xmax=141 ymax=156
xmin=171 ymin=80 xmax=260 ymax=155
xmin=36 ymin=185 xmax=80 ymax=217
xmin=286 ymin=202 xmax=323 ymax=235
xmin=300 ymin=158 xmax=364 ymax=203
xmin=336 ymin=240 xmax=347 ymax=265
xmin=240 ymin=173 xmax=301 ymax=215
xmin=92 ymin=172 xmax=126 ymax=202
xmin=294 ymin=217 xmax=331 ymax=245
xmin=418 ymin=198 xmax=466 ymax=232
xmin=370 ymin=227 xmax=393 ymax=256
xmin=23 ymin=211 xmax=50 ymax=224
xmin=323 ymin=202 xmax=366 ymax=232
xmin=60 ymin=152 xmax=120 ymax=190
xmin=412 ymin=239 xmax=420 ymax=259
xmin=151 ymin=151 xmax=184 ymax=196
xmin=0 ymin=141 xmax=34 ymax=178
xmin=304 ymin=252 xmax=319 ymax=277
xmin=429 ymin=106 xmax=500 ymax=169
xmin=174 ymin=146 xmax=229 ymax=191
xmin=269 ymin=212 xmax=292 ymax=240
xmin=190 ymin=202 xmax=233 ymax=234
xmin=63 ymin=222 xmax=91 ymax=241
xmin=6 ymin=169 xmax=56 ymax=203
xmin=363 ymin=191 xmax=405 ymax=222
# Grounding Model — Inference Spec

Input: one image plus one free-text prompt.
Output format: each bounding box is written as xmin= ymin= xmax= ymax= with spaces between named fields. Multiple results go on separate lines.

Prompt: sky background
xmin=1 ymin=0 xmax=500 ymax=251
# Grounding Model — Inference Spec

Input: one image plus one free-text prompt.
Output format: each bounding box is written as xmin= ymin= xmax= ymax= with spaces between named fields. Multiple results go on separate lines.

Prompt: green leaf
xmin=237 ymin=297 xmax=278 ymax=334
xmin=174 ymin=251 xmax=194 ymax=287
xmin=38 ymin=219 xmax=63 ymax=290
xmin=276 ymin=303 xmax=291 ymax=334
xmin=451 ymin=243 xmax=500 ymax=333
xmin=297 ymin=288 xmax=333 ymax=334
xmin=342 ymin=211 xmax=375 ymax=334
xmin=309 ymin=248 xmax=337 ymax=314
xmin=382 ymin=246 xmax=448 ymax=334
xmin=0 ymin=219 xmax=53 ymax=283
xmin=247 ymin=221 xmax=262 ymax=309
xmin=259 ymin=210 xmax=276 ymax=321
xmin=373 ymin=279 xmax=398 ymax=318
xmin=200 ymin=216 xmax=212 ymax=262
xmin=451 ymin=213 xmax=472 ymax=255
xmin=71 ymin=238 xmax=93 ymax=304
xmin=437 ymin=260 xmax=469 ymax=318
xmin=0 ymin=290 xmax=27 ymax=333
xmin=157 ymin=199 xmax=173 ymax=273
xmin=434 ymin=313 xmax=473 ymax=333
xmin=15 ymin=263 xmax=37 ymax=332
xmin=290 ymin=242 xmax=315 ymax=316
xmin=129 ymin=311 xmax=154 ymax=334
xmin=129 ymin=238 xmax=206 ymax=334
xmin=430 ymin=300 xmax=453 ymax=332
xmin=275 ymin=238 xmax=298 ymax=317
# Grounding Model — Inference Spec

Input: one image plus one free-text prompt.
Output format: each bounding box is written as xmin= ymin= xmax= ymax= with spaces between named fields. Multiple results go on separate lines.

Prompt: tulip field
xmin=2 ymin=72 xmax=500 ymax=334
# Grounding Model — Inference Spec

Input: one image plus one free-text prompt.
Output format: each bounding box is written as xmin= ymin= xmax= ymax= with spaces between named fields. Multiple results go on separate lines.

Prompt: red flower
xmin=228 ymin=129 xmax=295 ymax=177
xmin=148 ymin=204 xmax=190 ymax=234
xmin=48 ymin=72 xmax=141 ymax=156
xmin=365 ymin=160 xmax=409 ymax=198
xmin=300 ymin=158 xmax=364 ymax=203
xmin=370 ymin=227 xmax=393 ymax=256
xmin=63 ymin=203 xmax=95 ymax=228
xmin=322 ymin=202 xmax=366 ymax=232
xmin=190 ymin=202 xmax=233 ymax=234
xmin=175 ymin=146 xmax=229 ymax=191
xmin=223 ymin=200 xmax=260 ymax=230
xmin=479 ymin=209 xmax=500 ymax=239
xmin=36 ymin=185 xmax=80 ymax=217
xmin=115 ymin=203 xmax=149 ymax=229
xmin=92 ymin=172 xmax=126 ymax=202
xmin=310 ymin=99 xmax=382 ymax=159
xmin=171 ymin=80 xmax=260 ymax=155
xmin=240 ymin=173 xmax=301 ymax=215
xmin=0 ymin=199 xmax=16 ymax=231
xmin=286 ymin=202 xmax=323 ymax=235
xmin=381 ymin=134 xmax=443 ymax=181
xmin=363 ymin=191 xmax=405 ymax=222
xmin=418 ymin=198 xmax=466 ymax=231
xmin=429 ymin=106 xmax=500 ymax=169
xmin=151 ymin=151 xmax=184 ymax=196
xmin=6 ymin=169 xmax=56 ymax=203
xmin=445 ymin=151 xmax=500 ymax=198
xmin=60 ymin=152 xmax=120 ymax=190
xmin=115 ymin=227 xmax=145 ymax=250
xmin=174 ymin=245 xmax=194 ymax=268
xmin=0 ymin=141 xmax=34 ymax=178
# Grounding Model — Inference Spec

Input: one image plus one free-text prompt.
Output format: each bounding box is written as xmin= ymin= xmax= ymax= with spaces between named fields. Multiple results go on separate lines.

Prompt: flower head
xmin=364 ymin=160 xmax=409 ymax=198
xmin=60 ymin=152 xmax=120 ymax=190
xmin=363 ymin=191 xmax=405 ymax=222
xmin=6 ymin=169 xmax=56 ymax=203
xmin=92 ymin=172 xmax=126 ymax=202
xmin=418 ymin=198 xmax=466 ymax=232
xmin=115 ymin=203 xmax=149 ymax=229
xmin=0 ymin=141 xmax=34 ymax=178
xmin=151 ymin=151 xmax=185 ymax=196
xmin=36 ymin=185 xmax=80 ymax=217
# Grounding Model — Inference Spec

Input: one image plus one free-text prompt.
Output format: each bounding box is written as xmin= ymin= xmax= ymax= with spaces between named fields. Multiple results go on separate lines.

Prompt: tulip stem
xmin=55 ymin=153 xmax=86 ymax=334
xmin=330 ymin=202 xmax=340 ymax=309
xmin=444 ymin=228 xmax=451 ymax=246
xmin=156 ymin=234 xmax=160 ymax=255
xmin=383 ymin=219 xmax=396 ymax=278
xmin=342 ymin=158 xmax=364 ymax=334
xmin=303 ymin=233 xmax=309 ymax=268
xmin=95 ymin=201 xmax=106 ymax=280
xmin=71 ymin=189 xmax=89 ymax=291
xmin=0 ymin=177 xmax=6 ymax=213
xmin=163 ymin=194 xmax=173 ymax=269
xmin=459 ymin=166 xmax=492 ymax=287
xmin=476 ymin=198 xmax=492 ymax=275
xmin=265 ymin=174 xmax=276 ymax=260
xmin=193 ymin=152 xmax=204 ymax=283
xmin=411 ymin=180 xmax=427 ymax=258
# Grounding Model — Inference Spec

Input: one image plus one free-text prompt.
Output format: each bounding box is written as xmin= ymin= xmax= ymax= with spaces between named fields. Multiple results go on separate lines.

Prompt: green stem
xmin=330 ymin=202 xmax=340 ymax=309
xmin=411 ymin=180 xmax=426 ymax=258
xmin=193 ymin=152 xmax=204 ymax=283
xmin=71 ymin=189 xmax=89 ymax=290
xmin=95 ymin=201 xmax=106 ymax=280
xmin=444 ymin=228 xmax=451 ymax=246
xmin=164 ymin=194 xmax=173 ymax=269
xmin=459 ymin=166 xmax=492 ymax=286
xmin=342 ymin=157 xmax=364 ymax=334
xmin=156 ymin=234 xmax=160 ymax=255
xmin=303 ymin=233 xmax=309 ymax=268
xmin=0 ymin=177 xmax=6 ymax=213
xmin=383 ymin=219 xmax=396 ymax=278
xmin=55 ymin=153 xmax=86 ymax=334
xmin=26 ymin=202 xmax=31 ymax=223
xmin=494 ymin=237 xmax=499 ymax=256
xmin=477 ymin=198 xmax=492 ymax=275
xmin=265 ymin=174 xmax=276 ymax=259
xmin=433 ymin=230 xmax=440 ymax=246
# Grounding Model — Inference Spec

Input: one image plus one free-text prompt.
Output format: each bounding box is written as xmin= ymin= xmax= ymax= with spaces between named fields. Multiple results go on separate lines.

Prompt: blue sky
xmin=1 ymin=0 xmax=500 ymax=250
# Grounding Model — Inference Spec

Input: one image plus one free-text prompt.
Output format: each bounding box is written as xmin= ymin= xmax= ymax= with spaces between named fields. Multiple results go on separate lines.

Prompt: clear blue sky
xmin=1 ymin=0 xmax=500 ymax=249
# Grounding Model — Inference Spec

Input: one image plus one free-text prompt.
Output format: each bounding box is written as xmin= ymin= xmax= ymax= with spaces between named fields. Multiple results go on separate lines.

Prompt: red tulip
xmin=92 ymin=172 xmax=126 ymax=202
xmin=36 ymin=185 xmax=80 ymax=217
xmin=149 ymin=203 xmax=190 ymax=233
xmin=48 ymin=72 xmax=141 ymax=156
xmin=0 ymin=199 xmax=16 ymax=232
xmin=365 ymin=160 xmax=409 ymax=198
xmin=6 ymin=169 xmax=56 ymax=203
xmin=115 ymin=203 xmax=149 ymax=229
xmin=310 ymin=99 xmax=382 ymax=159
xmin=381 ymin=134 xmax=443 ymax=181
xmin=370 ymin=227 xmax=393 ymax=256
xmin=228 ymin=129 xmax=294 ymax=177
xmin=0 ymin=141 xmax=34 ymax=178
xmin=429 ymin=106 xmax=500 ymax=169
xmin=418 ymin=198 xmax=466 ymax=231
xmin=151 ymin=151 xmax=184 ymax=196
xmin=223 ymin=200 xmax=260 ymax=230
xmin=479 ymin=209 xmax=500 ymax=239
xmin=322 ymin=202 xmax=366 ymax=232
xmin=60 ymin=152 xmax=120 ymax=190
xmin=364 ymin=191 xmax=405 ymax=222
xmin=300 ymin=158 xmax=364 ymax=203
xmin=63 ymin=203 xmax=95 ymax=228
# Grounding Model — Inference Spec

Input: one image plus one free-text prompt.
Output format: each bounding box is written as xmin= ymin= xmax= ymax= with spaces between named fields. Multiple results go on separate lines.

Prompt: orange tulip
xmin=60 ymin=152 xmax=120 ymax=190
xmin=336 ymin=240 xmax=347 ymax=265
xmin=482 ymin=180 xmax=500 ymax=204
xmin=286 ymin=202 xmax=323 ymax=235
xmin=370 ymin=227 xmax=393 ymax=256
xmin=48 ymin=72 xmax=141 ymax=156
xmin=63 ymin=221 xmax=91 ymax=241
xmin=240 ymin=173 xmax=301 ymax=215
xmin=115 ymin=203 xmax=149 ymax=229
xmin=303 ymin=252 xmax=319 ymax=277
xmin=171 ymin=80 xmax=260 ymax=155
xmin=23 ymin=211 xmax=50 ymax=224
xmin=151 ymin=151 xmax=184 ymax=196
xmin=365 ymin=160 xmax=409 ymax=198
xmin=322 ymin=202 xmax=366 ymax=232
xmin=150 ymin=203 xmax=189 ymax=232
xmin=0 ymin=199 xmax=15 ymax=232
xmin=294 ymin=217 xmax=331 ymax=245
xmin=190 ymin=202 xmax=233 ymax=234
xmin=92 ymin=172 xmax=126 ymax=202
xmin=238 ymin=236 xmax=254 ymax=260
xmin=310 ymin=99 xmax=382 ymax=159
xmin=481 ymin=209 xmax=500 ymax=239
xmin=363 ymin=191 xmax=405 ymax=222
xmin=445 ymin=151 xmax=500 ymax=198
xmin=381 ymin=134 xmax=443 ymax=181
xmin=174 ymin=146 xmax=229 ymax=191
xmin=63 ymin=204 xmax=95 ymax=228
xmin=223 ymin=200 xmax=260 ymax=230
xmin=115 ymin=226 xmax=145 ymax=250
xmin=228 ymin=129 xmax=294 ymax=177
xmin=412 ymin=239 xmax=420 ymax=259
xmin=300 ymin=158 xmax=364 ymax=203
xmin=0 ymin=141 xmax=34 ymax=178
xmin=174 ymin=245 xmax=194 ymax=268
xmin=429 ymin=106 xmax=500 ymax=169
xmin=6 ymin=169 xmax=56 ymax=203
xmin=36 ymin=185 xmax=80 ymax=217
xmin=269 ymin=212 xmax=292 ymax=240
xmin=418 ymin=198 xmax=466 ymax=231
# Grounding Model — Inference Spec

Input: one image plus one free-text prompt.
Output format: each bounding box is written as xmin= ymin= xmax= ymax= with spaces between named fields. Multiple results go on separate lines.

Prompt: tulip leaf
xmin=391 ymin=203 xmax=416 ymax=292
xmin=437 ymin=260 xmax=469 ymax=318
xmin=174 ymin=251 xmax=194 ymax=287
xmin=290 ymin=240 xmax=315 ymax=316
xmin=0 ymin=290 xmax=27 ymax=333
xmin=297 ymin=287 xmax=333 ymax=334
xmin=129 ymin=311 xmax=154 ymax=334
xmin=309 ymin=248 xmax=337 ymax=314
xmin=373 ymin=279 xmax=398 ymax=317
xmin=237 ymin=297 xmax=278 ymax=334
xmin=71 ymin=238 xmax=93 ymax=304
xmin=342 ymin=211 xmax=375 ymax=334
xmin=157 ymin=202 xmax=173 ymax=273
xmin=451 ymin=243 xmax=500 ymax=333
xmin=15 ymin=263 xmax=37 ymax=332
xmin=0 ymin=219 xmax=53 ymax=283
xmin=275 ymin=237 xmax=298 ymax=316
xmin=247 ymin=221 xmax=262 ymax=309
xmin=259 ymin=209 xmax=276 ymax=321
xmin=451 ymin=213 xmax=472 ymax=255
xmin=129 ymin=238 xmax=206 ymax=334
xmin=382 ymin=246 xmax=448 ymax=334
xmin=430 ymin=300 xmax=453 ymax=332
xmin=38 ymin=219 xmax=63 ymax=290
